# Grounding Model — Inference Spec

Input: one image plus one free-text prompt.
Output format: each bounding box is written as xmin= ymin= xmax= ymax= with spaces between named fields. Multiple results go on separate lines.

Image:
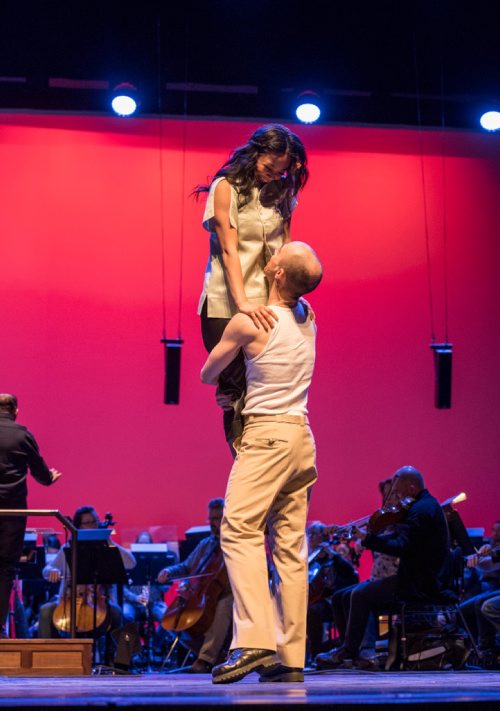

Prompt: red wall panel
xmin=1 ymin=113 xmax=499 ymax=552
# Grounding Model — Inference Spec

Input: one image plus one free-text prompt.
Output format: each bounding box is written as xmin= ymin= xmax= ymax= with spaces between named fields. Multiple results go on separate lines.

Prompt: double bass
xmin=161 ymin=540 xmax=228 ymax=638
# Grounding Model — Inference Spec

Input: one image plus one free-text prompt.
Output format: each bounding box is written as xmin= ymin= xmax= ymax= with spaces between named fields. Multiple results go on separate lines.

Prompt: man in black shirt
xmin=316 ymin=465 xmax=450 ymax=669
xmin=0 ymin=393 xmax=61 ymax=635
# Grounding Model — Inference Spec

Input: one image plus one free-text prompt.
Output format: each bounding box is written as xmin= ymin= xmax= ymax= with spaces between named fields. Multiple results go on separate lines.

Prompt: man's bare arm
xmin=200 ymin=315 xmax=255 ymax=385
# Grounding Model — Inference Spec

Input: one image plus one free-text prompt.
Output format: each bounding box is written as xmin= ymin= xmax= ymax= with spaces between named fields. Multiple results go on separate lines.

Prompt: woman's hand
xmin=238 ymin=302 xmax=278 ymax=331
xmin=299 ymin=297 xmax=315 ymax=321
xmin=215 ymin=387 xmax=233 ymax=411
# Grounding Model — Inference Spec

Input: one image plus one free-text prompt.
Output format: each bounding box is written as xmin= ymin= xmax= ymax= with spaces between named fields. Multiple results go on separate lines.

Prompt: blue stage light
xmin=295 ymin=91 xmax=322 ymax=124
xmin=479 ymin=110 xmax=500 ymax=131
xmin=111 ymin=83 xmax=139 ymax=117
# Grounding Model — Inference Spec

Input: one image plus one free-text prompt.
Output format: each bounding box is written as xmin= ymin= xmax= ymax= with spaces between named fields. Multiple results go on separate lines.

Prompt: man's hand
xmin=477 ymin=544 xmax=492 ymax=557
xmin=466 ymin=545 xmax=492 ymax=568
xmin=47 ymin=568 xmax=62 ymax=583
xmin=351 ymin=525 xmax=368 ymax=543
xmin=157 ymin=568 xmax=171 ymax=584
xmin=466 ymin=554 xmax=479 ymax=568
xmin=238 ymin=302 xmax=278 ymax=331
xmin=49 ymin=468 xmax=62 ymax=484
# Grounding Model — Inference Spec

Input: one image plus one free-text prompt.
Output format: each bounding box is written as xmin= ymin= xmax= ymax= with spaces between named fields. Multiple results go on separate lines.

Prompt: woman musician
xmin=37 ymin=505 xmax=136 ymax=652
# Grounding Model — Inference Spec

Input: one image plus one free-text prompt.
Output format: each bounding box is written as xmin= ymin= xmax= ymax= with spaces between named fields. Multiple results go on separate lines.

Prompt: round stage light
xmin=296 ymin=102 xmax=321 ymax=124
xmin=295 ymin=91 xmax=322 ymax=124
xmin=479 ymin=110 xmax=500 ymax=131
xmin=111 ymin=83 xmax=139 ymax=117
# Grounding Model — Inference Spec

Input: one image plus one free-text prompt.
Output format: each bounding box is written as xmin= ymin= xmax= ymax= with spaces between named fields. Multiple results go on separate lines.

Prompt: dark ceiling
xmin=2 ymin=0 xmax=500 ymax=130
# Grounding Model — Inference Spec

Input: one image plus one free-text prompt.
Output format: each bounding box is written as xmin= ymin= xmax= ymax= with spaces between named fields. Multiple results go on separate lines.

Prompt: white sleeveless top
xmin=198 ymin=177 xmax=296 ymax=318
xmin=242 ymin=304 xmax=316 ymax=416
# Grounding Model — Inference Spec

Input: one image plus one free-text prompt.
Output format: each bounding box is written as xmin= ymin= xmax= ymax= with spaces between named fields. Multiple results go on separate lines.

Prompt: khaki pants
xmin=221 ymin=414 xmax=318 ymax=668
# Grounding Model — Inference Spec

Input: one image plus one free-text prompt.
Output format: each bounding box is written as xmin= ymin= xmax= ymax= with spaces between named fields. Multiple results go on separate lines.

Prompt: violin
xmin=161 ymin=541 xmax=228 ymax=637
xmin=328 ymin=496 xmax=415 ymax=540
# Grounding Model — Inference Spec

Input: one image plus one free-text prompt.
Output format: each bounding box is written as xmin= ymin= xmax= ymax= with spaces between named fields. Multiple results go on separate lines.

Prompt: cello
xmin=161 ymin=540 xmax=229 ymax=638
xmin=52 ymin=511 xmax=115 ymax=635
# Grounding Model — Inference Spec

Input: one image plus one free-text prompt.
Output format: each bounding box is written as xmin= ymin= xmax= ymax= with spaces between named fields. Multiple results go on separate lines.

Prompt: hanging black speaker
xmin=430 ymin=343 xmax=453 ymax=409
xmin=161 ymin=338 xmax=184 ymax=405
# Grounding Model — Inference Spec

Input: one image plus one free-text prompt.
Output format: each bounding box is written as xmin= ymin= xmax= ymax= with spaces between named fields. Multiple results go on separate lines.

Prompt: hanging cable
xmin=413 ymin=22 xmax=452 ymax=408
xmin=157 ymin=11 xmax=183 ymax=404
xmin=413 ymin=32 xmax=436 ymax=345
xmin=175 ymin=16 xmax=190 ymax=340
xmin=440 ymin=61 xmax=450 ymax=345
xmin=157 ymin=16 xmax=167 ymax=342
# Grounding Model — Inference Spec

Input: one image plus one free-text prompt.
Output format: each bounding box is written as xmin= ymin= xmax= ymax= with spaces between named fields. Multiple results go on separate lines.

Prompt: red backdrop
xmin=1 ymin=113 xmax=499 ymax=554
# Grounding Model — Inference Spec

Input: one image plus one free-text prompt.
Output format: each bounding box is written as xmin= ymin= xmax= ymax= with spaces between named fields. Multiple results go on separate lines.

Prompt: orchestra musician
xmin=329 ymin=477 xmax=400 ymax=664
xmin=157 ymin=498 xmax=233 ymax=673
xmin=460 ymin=522 xmax=500 ymax=662
xmin=306 ymin=522 xmax=358 ymax=661
xmin=123 ymin=531 xmax=168 ymax=628
xmin=37 ymin=505 xmax=136 ymax=656
xmin=315 ymin=466 xmax=450 ymax=669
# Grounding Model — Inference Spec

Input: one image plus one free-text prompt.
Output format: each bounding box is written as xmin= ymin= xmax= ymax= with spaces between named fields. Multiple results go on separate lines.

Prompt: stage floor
xmin=0 ymin=670 xmax=500 ymax=710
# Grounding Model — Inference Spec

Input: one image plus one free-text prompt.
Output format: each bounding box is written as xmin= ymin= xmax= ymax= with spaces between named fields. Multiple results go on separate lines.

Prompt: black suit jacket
xmin=0 ymin=414 xmax=52 ymax=507
xmin=363 ymin=489 xmax=450 ymax=601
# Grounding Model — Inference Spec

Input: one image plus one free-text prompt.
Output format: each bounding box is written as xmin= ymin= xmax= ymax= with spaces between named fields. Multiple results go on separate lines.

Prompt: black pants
xmin=342 ymin=576 xmax=399 ymax=656
xmin=307 ymin=598 xmax=333 ymax=658
xmin=0 ymin=511 xmax=27 ymax=631
xmin=331 ymin=584 xmax=357 ymax=643
xmin=200 ymin=300 xmax=246 ymax=442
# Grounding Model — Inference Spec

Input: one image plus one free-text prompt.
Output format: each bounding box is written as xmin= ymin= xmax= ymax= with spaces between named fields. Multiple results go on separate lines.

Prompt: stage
xmin=0 ymin=670 xmax=499 ymax=710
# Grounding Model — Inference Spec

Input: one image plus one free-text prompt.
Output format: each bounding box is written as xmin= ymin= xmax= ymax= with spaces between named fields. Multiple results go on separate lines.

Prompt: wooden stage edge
xmin=0 ymin=670 xmax=499 ymax=710
xmin=0 ymin=639 xmax=92 ymax=676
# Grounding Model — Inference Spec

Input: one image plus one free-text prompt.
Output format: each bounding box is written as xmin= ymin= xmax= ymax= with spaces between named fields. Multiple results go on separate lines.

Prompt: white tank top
xmin=242 ymin=304 xmax=316 ymax=416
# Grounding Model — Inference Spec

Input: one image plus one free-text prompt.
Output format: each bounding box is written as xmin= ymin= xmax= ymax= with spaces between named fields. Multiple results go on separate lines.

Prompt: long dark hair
xmin=193 ymin=123 xmax=309 ymax=213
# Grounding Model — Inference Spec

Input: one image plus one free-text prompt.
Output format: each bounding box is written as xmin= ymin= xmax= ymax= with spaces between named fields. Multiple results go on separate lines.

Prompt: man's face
xmin=208 ymin=507 xmax=223 ymax=535
xmin=392 ymin=476 xmax=410 ymax=500
xmin=491 ymin=522 xmax=500 ymax=546
xmin=264 ymin=244 xmax=288 ymax=284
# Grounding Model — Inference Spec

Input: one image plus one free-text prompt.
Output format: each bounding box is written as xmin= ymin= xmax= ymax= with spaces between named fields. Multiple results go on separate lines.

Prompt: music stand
xmin=64 ymin=532 xmax=129 ymax=669
xmin=17 ymin=533 xmax=46 ymax=580
xmin=128 ymin=546 xmax=177 ymax=671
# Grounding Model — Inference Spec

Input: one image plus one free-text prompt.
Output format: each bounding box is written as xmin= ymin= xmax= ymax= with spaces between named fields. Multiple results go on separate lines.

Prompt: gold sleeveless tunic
xmin=198 ymin=177 xmax=295 ymax=318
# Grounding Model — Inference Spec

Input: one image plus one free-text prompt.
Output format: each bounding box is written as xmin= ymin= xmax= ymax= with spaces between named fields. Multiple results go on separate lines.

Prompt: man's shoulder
xmin=410 ymin=490 xmax=443 ymax=519
xmin=0 ymin=417 xmax=29 ymax=438
xmin=228 ymin=313 xmax=260 ymax=339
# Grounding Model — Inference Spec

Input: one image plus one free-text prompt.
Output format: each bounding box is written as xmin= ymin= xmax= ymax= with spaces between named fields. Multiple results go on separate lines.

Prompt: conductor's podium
xmin=0 ymin=638 xmax=92 ymax=675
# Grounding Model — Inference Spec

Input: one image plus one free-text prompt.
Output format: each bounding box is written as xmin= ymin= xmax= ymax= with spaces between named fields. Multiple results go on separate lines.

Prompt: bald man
xmin=201 ymin=242 xmax=323 ymax=683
